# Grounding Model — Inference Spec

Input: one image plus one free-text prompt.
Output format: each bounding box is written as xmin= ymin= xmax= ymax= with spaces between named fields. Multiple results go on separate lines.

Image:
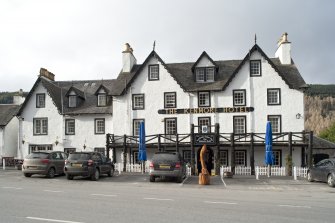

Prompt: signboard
xmin=158 ymin=107 xmax=254 ymax=115
xmin=194 ymin=134 xmax=216 ymax=145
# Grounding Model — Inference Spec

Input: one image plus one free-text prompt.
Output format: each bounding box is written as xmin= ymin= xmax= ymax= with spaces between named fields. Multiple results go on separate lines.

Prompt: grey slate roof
xmin=18 ymin=77 xmax=117 ymax=115
xmin=0 ymin=105 xmax=20 ymax=126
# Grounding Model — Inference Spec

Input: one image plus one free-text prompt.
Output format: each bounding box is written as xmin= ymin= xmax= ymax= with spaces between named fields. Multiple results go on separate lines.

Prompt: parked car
xmin=64 ymin=152 xmax=114 ymax=181
xmin=22 ymin=151 xmax=68 ymax=178
xmin=149 ymin=152 xmax=186 ymax=183
xmin=307 ymin=158 xmax=335 ymax=187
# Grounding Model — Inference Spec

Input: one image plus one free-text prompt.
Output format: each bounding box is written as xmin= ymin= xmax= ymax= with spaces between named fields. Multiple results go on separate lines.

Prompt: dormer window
xmin=98 ymin=94 xmax=107 ymax=107
xmin=195 ymin=67 xmax=215 ymax=82
xmin=68 ymin=95 xmax=77 ymax=108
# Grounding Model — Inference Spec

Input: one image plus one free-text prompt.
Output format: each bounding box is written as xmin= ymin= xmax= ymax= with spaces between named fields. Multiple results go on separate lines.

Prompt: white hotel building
xmin=17 ymin=33 xmax=310 ymax=174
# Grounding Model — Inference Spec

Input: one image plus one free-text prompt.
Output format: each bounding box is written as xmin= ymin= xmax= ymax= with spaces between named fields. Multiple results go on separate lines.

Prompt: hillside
xmin=304 ymin=84 xmax=335 ymax=135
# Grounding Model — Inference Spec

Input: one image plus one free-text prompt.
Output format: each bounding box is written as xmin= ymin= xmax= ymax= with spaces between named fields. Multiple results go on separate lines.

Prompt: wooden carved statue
xmin=199 ymin=144 xmax=210 ymax=185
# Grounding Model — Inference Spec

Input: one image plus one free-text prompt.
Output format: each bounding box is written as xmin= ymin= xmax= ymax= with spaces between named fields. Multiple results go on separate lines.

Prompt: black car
xmin=149 ymin=152 xmax=186 ymax=183
xmin=64 ymin=152 xmax=114 ymax=181
xmin=307 ymin=158 xmax=335 ymax=187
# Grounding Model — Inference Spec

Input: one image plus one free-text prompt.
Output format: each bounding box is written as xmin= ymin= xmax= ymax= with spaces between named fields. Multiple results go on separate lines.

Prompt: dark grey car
xmin=307 ymin=158 xmax=335 ymax=187
xmin=22 ymin=151 xmax=67 ymax=178
xmin=149 ymin=152 xmax=186 ymax=183
xmin=64 ymin=152 xmax=114 ymax=181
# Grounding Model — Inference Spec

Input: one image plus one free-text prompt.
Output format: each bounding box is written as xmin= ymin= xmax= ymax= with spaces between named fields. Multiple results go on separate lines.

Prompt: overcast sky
xmin=0 ymin=0 xmax=334 ymax=92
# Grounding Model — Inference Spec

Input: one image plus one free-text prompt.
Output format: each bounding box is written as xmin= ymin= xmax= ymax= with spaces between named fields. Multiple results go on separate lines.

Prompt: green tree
xmin=319 ymin=122 xmax=335 ymax=143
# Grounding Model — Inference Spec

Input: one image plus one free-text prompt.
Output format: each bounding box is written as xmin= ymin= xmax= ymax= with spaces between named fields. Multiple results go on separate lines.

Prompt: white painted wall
xmin=1 ymin=117 xmax=19 ymax=157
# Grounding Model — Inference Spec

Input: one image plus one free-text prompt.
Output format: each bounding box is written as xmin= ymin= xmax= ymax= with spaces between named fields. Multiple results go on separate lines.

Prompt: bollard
xmin=2 ymin=158 xmax=5 ymax=170
xmin=293 ymin=166 xmax=297 ymax=180
xmin=118 ymin=163 xmax=122 ymax=175
xmin=256 ymin=167 xmax=259 ymax=180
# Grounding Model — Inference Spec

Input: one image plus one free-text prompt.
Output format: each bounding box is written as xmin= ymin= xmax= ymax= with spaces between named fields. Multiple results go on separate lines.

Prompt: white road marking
xmin=44 ymin=190 xmax=63 ymax=193
xmin=144 ymin=197 xmax=173 ymax=201
xmin=204 ymin=201 xmax=237 ymax=205
xmin=91 ymin=193 xmax=117 ymax=197
xmin=26 ymin=217 xmax=84 ymax=223
xmin=2 ymin=186 xmax=23 ymax=190
xmin=278 ymin=204 xmax=311 ymax=209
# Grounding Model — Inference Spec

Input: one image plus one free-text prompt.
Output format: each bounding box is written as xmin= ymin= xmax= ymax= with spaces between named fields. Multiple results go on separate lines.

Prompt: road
xmin=0 ymin=170 xmax=335 ymax=223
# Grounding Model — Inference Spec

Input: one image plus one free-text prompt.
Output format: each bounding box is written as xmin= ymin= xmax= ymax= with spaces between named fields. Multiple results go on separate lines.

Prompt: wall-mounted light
xmin=296 ymin=113 xmax=303 ymax=119
xmin=83 ymin=144 xmax=86 ymax=150
xmin=55 ymin=136 xmax=59 ymax=146
xmin=22 ymin=139 xmax=25 ymax=144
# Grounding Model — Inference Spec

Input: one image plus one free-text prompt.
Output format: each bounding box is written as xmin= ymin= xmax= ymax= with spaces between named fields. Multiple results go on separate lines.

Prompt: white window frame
xmin=195 ymin=68 xmax=205 ymax=82
xmin=33 ymin=118 xmax=48 ymax=135
xmin=198 ymin=117 xmax=211 ymax=133
xmin=233 ymin=90 xmax=246 ymax=106
xmin=65 ymin=119 xmax=75 ymax=135
xmin=164 ymin=92 xmax=176 ymax=108
xmin=206 ymin=67 xmax=215 ymax=82
xmin=198 ymin=91 xmax=210 ymax=107
xmin=267 ymin=88 xmax=281 ymax=105
xmin=36 ymin=94 xmax=45 ymax=108
xmin=68 ymin=95 xmax=77 ymax=108
xmin=268 ymin=115 xmax=281 ymax=133
xmin=165 ymin=118 xmax=177 ymax=135
xmin=95 ymin=118 xmax=105 ymax=134
xmin=250 ymin=60 xmax=261 ymax=76
xmin=98 ymin=94 xmax=107 ymax=107
xmin=29 ymin=144 xmax=52 ymax=153
xmin=133 ymin=119 xmax=144 ymax=136
xmin=132 ymin=94 xmax=144 ymax=110
xmin=233 ymin=116 xmax=246 ymax=134
xmin=149 ymin=64 xmax=159 ymax=80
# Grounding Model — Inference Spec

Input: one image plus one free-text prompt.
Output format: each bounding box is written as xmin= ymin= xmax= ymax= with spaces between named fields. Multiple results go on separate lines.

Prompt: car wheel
xmin=47 ymin=168 xmax=55 ymax=178
xmin=91 ymin=168 xmax=100 ymax=181
xmin=327 ymin=174 xmax=335 ymax=187
xmin=24 ymin=173 xmax=32 ymax=178
xmin=108 ymin=167 xmax=114 ymax=177
xmin=149 ymin=176 xmax=155 ymax=182
xmin=307 ymin=171 xmax=313 ymax=182
xmin=66 ymin=174 xmax=73 ymax=180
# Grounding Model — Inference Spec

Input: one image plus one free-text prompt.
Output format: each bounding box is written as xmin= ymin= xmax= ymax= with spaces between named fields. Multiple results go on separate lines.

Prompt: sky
xmin=0 ymin=0 xmax=334 ymax=92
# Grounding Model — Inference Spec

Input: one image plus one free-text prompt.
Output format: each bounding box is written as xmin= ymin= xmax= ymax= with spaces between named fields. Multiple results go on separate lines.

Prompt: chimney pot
xmin=39 ymin=68 xmax=55 ymax=81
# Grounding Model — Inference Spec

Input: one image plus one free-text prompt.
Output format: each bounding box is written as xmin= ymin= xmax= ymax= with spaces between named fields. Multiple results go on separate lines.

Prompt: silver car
xmin=22 ymin=151 xmax=67 ymax=178
xmin=149 ymin=152 xmax=186 ymax=183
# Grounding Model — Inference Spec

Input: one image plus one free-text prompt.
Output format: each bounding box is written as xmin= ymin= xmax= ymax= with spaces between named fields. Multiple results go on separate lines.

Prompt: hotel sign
xmin=158 ymin=107 xmax=254 ymax=115
xmin=194 ymin=134 xmax=216 ymax=145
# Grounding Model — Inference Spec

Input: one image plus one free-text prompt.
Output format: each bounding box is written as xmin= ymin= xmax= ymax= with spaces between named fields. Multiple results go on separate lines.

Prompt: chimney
xmin=39 ymin=68 xmax=55 ymax=81
xmin=275 ymin=32 xmax=292 ymax=65
xmin=122 ymin=43 xmax=137 ymax=73
xmin=13 ymin=89 xmax=25 ymax=105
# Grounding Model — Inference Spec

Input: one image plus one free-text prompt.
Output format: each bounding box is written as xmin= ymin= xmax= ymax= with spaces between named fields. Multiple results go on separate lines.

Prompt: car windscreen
xmin=26 ymin=153 xmax=49 ymax=159
xmin=68 ymin=153 xmax=91 ymax=160
xmin=152 ymin=153 xmax=179 ymax=162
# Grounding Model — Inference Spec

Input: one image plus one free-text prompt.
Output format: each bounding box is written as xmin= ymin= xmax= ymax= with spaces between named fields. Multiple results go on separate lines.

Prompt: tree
xmin=319 ymin=122 xmax=335 ymax=143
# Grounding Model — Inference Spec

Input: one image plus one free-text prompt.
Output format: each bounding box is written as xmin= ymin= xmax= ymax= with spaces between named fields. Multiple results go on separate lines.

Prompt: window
xmin=29 ymin=145 xmax=52 ymax=153
xmin=165 ymin=118 xmax=177 ymax=135
xmin=132 ymin=94 xmax=145 ymax=110
xmin=198 ymin=117 xmax=211 ymax=133
xmin=164 ymin=92 xmax=176 ymax=108
xmin=95 ymin=118 xmax=105 ymax=134
xmin=148 ymin=65 xmax=159 ymax=80
xmin=36 ymin=94 xmax=45 ymax=108
xmin=198 ymin=91 xmax=210 ymax=107
xmin=233 ymin=116 xmax=246 ymax=134
xmin=94 ymin=147 xmax=105 ymax=156
xmin=33 ymin=118 xmax=48 ymax=135
xmin=68 ymin=95 xmax=77 ymax=108
xmin=267 ymin=88 xmax=281 ymax=105
xmin=65 ymin=119 xmax=75 ymax=135
xmin=64 ymin=148 xmax=76 ymax=154
xmin=98 ymin=94 xmax=107 ymax=107
xmin=195 ymin=67 xmax=215 ymax=82
xmin=219 ymin=150 xmax=228 ymax=167
xmin=250 ymin=60 xmax=261 ymax=76
xmin=183 ymin=150 xmax=191 ymax=164
xmin=273 ymin=150 xmax=282 ymax=167
xmin=268 ymin=115 xmax=281 ymax=133
xmin=233 ymin=90 xmax=246 ymax=106
xmin=235 ymin=150 xmax=246 ymax=166
xmin=133 ymin=151 xmax=139 ymax=164
xmin=133 ymin=119 xmax=144 ymax=136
